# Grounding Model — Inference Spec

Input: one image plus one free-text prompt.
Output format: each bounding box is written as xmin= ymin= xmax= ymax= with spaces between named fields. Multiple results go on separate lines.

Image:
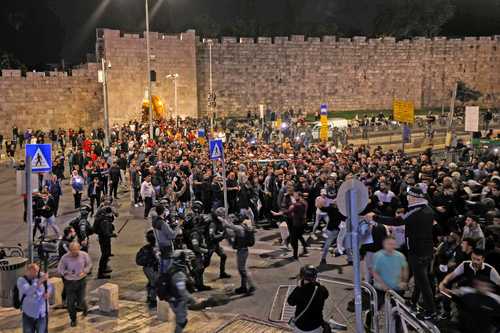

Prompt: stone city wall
xmin=1 ymin=31 xmax=499 ymax=133
xmin=98 ymin=29 xmax=199 ymax=124
xmin=196 ymin=35 xmax=500 ymax=117
xmin=0 ymin=63 xmax=103 ymax=136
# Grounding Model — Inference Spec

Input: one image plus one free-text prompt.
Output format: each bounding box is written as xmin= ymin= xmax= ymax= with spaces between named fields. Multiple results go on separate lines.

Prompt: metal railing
xmin=384 ymin=290 xmax=440 ymax=333
xmin=0 ymin=246 xmax=24 ymax=258
xmin=318 ymin=275 xmax=380 ymax=333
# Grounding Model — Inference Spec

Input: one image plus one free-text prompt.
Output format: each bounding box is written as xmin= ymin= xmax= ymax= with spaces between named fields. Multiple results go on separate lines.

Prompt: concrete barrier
xmin=97 ymin=283 xmax=119 ymax=313
xmin=48 ymin=277 xmax=63 ymax=306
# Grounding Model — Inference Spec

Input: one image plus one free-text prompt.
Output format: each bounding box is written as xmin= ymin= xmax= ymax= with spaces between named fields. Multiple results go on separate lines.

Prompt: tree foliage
xmin=373 ymin=0 xmax=455 ymax=38
xmin=456 ymin=81 xmax=482 ymax=104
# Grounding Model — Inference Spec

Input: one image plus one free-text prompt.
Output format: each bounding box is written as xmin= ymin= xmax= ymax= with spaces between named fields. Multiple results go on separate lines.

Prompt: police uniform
xmin=183 ymin=215 xmax=210 ymax=291
xmin=204 ymin=214 xmax=230 ymax=278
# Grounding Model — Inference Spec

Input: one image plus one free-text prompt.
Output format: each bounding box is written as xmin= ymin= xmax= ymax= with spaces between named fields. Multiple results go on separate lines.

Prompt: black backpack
xmin=156 ymin=270 xmax=181 ymax=301
xmin=13 ymin=276 xmax=32 ymax=309
xmin=243 ymin=225 xmax=256 ymax=247
xmin=135 ymin=245 xmax=157 ymax=267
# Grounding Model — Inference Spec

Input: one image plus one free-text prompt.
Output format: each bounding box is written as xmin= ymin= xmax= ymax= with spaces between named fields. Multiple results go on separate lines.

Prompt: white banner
xmin=465 ymin=106 xmax=479 ymax=132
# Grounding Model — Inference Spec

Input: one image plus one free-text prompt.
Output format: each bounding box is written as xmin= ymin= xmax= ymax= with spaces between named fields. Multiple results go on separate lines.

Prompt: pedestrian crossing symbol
xmin=209 ymin=139 xmax=224 ymax=161
xmin=26 ymin=144 xmax=52 ymax=173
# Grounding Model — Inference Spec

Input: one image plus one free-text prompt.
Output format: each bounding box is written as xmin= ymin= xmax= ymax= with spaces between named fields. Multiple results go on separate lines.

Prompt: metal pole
xmin=26 ymin=157 xmax=33 ymax=263
xmin=347 ymin=188 xmax=363 ymax=333
xmin=145 ymin=0 xmax=153 ymax=139
xmin=221 ymin=146 xmax=228 ymax=220
xmin=101 ymin=58 xmax=110 ymax=148
xmin=174 ymin=77 xmax=178 ymax=122
xmin=209 ymin=40 xmax=214 ymax=134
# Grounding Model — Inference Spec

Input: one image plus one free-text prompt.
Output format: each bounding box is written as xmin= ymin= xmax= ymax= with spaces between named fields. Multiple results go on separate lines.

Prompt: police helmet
xmin=80 ymin=204 xmax=92 ymax=214
xmin=300 ymin=265 xmax=318 ymax=282
xmin=214 ymin=207 xmax=226 ymax=218
xmin=192 ymin=201 xmax=204 ymax=214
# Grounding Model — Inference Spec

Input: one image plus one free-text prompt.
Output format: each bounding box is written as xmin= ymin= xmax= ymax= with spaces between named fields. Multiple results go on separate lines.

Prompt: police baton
xmin=117 ymin=218 xmax=130 ymax=234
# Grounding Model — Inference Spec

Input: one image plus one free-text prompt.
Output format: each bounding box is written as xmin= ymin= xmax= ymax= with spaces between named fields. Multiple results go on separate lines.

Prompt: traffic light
xmin=150 ymin=70 xmax=156 ymax=82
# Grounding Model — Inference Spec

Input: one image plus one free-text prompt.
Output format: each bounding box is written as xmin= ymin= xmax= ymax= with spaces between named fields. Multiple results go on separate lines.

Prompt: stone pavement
xmin=0 ymin=164 xmax=350 ymax=332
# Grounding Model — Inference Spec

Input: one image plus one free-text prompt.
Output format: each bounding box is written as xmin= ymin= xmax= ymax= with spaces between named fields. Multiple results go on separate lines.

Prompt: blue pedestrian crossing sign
xmin=209 ymin=139 xmax=224 ymax=161
xmin=320 ymin=104 xmax=328 ymax=116
xmin=26 ymin=144 xmax=52 ymax=173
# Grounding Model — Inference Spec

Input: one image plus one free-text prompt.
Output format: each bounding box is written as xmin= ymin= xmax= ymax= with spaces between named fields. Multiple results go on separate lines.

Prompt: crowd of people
xmin=12 ymin=113 xmax=500 ymax=333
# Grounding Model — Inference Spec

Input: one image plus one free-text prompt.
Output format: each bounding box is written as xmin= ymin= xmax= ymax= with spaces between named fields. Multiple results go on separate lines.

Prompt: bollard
xmin=157 ymin=298 xmax=174 ymax=322
xmin=48 ymin=277 xmax=63 ymax=306
xmin=97 ymin=283 xmax=119 ymax=313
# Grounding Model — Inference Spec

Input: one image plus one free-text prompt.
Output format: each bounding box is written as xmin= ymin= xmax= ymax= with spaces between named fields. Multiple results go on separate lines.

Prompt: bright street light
xmin=166 ymin=73 xmax=179 ymax=121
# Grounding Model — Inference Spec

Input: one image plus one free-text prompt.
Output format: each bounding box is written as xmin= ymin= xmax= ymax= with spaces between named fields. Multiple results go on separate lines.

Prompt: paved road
xmin=0 ymin=166 xmax=357 ymax=332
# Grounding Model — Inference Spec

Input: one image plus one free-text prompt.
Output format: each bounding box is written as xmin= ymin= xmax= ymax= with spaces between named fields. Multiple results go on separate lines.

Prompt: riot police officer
xmin=199 ymin=202 xmax=230 ymax=279
xmin=68 ymin=204 xmax=93 ymax=252
xmin=166 ymin=250 xmax=198 ymax=333
xmin=152 ymin=204 xmax=179 ymax=273
xmin=183 ymin=213 xmax=211 ymax=291
xmin=93 ymin=204 xmax=116 ymax=279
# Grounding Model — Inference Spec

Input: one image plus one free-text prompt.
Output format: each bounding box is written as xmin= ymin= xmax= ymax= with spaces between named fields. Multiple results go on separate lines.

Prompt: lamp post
xmin=207 ymin=39 xmax=215 ymax=134
xmin=166 ymin=73 xmax=179 ymax=122
xmin=100 ymin=58 xmax=111 ymax=148
xmin=145 ymin=0 xmax=154 ymax=139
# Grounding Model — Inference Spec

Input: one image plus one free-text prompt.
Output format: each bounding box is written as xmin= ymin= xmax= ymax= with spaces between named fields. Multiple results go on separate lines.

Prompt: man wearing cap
xmin=366 ymin=185 xmax=437 ymax=320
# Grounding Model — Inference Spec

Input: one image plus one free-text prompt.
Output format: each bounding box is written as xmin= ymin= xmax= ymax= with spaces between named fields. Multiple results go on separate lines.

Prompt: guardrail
xmin=318 ymin=275 xmax=380 ymax=333
xmin=0 ymin=246 xmax=25 ymax=258
xmin=384 ymin=290 xmax=440 ymax=333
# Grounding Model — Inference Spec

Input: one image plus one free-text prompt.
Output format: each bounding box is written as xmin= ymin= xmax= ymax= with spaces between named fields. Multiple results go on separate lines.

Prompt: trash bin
xmin=0 ymin=257 xmax=28 ymax=307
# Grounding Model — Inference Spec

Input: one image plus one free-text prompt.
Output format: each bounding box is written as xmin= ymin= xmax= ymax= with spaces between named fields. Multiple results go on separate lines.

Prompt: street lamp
xmin=205 ymin=39 xmax=216 ymax=134
xmin=145 ymin=0 xmax=154 ymax=139
xmin=99 ymin=58 xmax=111 ymax=148
xmin=166 ymin=73 xmax=179 ymax=121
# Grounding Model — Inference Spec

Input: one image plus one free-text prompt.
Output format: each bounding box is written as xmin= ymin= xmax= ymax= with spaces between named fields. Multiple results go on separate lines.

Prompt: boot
xmin=234 ymin=286 xmax=248 ymax=295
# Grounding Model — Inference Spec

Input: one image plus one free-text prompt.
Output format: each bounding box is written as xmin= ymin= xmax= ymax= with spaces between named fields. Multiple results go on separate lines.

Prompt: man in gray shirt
xmin=57 ymin=242 xmax=92 ymax=327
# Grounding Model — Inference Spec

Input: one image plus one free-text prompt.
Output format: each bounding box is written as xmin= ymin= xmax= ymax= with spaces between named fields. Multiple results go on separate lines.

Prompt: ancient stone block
xmin=48 ymin=277 xmax=63 ymax=306
xmin=98 ymin=283 xmax=119 ymax=313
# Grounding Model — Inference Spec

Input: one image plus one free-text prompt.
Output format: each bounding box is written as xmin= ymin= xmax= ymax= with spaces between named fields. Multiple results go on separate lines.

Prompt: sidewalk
xmin=0 ymin=300 xmax=236 ymax=333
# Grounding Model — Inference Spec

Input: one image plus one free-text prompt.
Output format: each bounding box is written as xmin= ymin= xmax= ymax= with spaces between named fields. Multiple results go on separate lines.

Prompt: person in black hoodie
xmin=366 ymin=185 xmax=437 ymax=320
xmin=109 ymin=161 xmax=122 ymax=199
xmin=135 ymin=230 xmax=159 ymax=308
xmin=93 ymin=206 xmax=116 ymax=279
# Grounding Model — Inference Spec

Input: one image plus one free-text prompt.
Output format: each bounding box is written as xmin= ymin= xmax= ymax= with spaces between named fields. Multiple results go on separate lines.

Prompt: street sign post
xmin=209 ymin=139 xmax=228 ymax=219
xmin=25 ymin=144 xmax=52 ymax=263
xmin=337 ymin=179 xmax=369 ymax=333
xmin=402 ymin=124 xmax=411 ymax=152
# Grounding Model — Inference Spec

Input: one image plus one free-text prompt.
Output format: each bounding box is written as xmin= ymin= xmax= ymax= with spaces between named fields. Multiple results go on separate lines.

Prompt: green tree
xmin=374 ymin=0 xmax=455 ymax=38
xmin=456 ymin=81 xmax=482 ymax=104
xmin=0 ymin=51 xmax=27 ymax=72
xmin=192 ymin=14 xmax=221 ymax=38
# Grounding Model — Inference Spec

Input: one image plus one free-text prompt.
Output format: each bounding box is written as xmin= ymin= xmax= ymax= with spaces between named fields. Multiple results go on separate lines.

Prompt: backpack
xmin=13 ymin=276 xmax=32 ymax=310
xmin=135 ymin=245 xmax=157 ymax=267
xmin=155 ymin=270 xmax=181 ymax=301
xmin=239 ymin=224 xmax=255 ymax=248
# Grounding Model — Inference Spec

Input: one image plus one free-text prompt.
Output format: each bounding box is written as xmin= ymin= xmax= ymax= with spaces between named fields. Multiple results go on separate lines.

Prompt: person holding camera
xmin=17 ymin=263 xmax=53 ymax=333
xmin=287 ymin=265 xmax=329 ymax=333
xmin=57 ymin=242 xmax=92 ymax=327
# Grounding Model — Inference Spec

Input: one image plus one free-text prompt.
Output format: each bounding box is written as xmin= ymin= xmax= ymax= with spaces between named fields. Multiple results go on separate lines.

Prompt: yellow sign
xmin=393 ymin=100 xmax=415 ymax=123
xmin=276 ymin=118 xmax=282 ymax=129
xmin=320 ymin=115 xmax=328 ymax=126
xmin=320 ymin=125 xmax=329 ymax=141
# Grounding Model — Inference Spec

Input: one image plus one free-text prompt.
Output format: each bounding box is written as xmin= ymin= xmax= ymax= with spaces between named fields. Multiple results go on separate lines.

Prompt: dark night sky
xmin=1 ymin=0 xmax=500 ymax=68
